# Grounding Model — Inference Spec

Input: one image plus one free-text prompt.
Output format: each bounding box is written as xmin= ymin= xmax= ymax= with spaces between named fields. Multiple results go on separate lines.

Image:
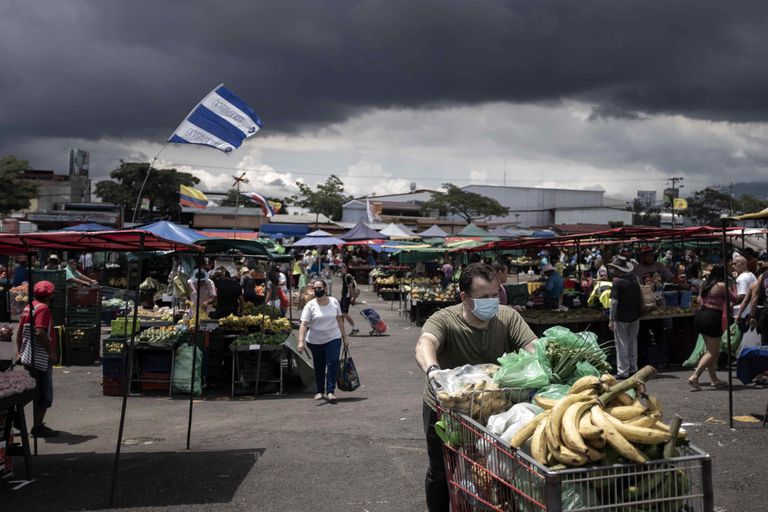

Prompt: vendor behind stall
xmin=66 ymin=258 xmax=97 ymax=287
xmin=541 ymin=263 xmax=563 ymax=309
xmin=188 ymin=269 xmax=216 ymax=315
xmin=210 ymin=268 xmax=244 ymax=319
xmin=43 ymin=254 xmax=61 ymax=271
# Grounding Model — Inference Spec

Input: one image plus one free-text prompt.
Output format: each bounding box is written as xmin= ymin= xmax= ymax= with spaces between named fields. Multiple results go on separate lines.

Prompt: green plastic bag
xmin=494 ymin=350 xmax=550 ymax=389
xmin=684 ymin=323 xmax=742 ymax=367
xmin=172 ymin=344 xmax=202 ymax=395
xmin=534 ymin=338 xmax=554 ymax=380
xmin=566 ymin=361 xmax=601 ymax=385
xmin=533 ymin=384 xmax=570 ymax=401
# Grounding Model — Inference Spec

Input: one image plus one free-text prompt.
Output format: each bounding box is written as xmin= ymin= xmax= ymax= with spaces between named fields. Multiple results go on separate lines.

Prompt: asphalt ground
xmin=2 ymin=279 xmax=767 ymax=511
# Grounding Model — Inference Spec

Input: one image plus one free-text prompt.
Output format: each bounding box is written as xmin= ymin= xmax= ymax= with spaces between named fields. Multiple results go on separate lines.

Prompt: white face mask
xmin=471 ymin=297 xmax=499 ymax=321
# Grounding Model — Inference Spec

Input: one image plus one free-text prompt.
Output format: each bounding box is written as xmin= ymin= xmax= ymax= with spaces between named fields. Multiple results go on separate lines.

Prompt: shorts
xmin=340 ymin=296 xmax=352 ymax=314
xmin=694 ymin=308 xmax=724 ymax=338
xmin=26 ymin=363 xmax=53 ymax=409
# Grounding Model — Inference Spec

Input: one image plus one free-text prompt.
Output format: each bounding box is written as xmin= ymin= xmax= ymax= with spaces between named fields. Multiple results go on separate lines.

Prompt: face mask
xmin=314 ymin=289 xmax=326 ymax=297
xmin=471 ymin=297 xmax=499 ymax=321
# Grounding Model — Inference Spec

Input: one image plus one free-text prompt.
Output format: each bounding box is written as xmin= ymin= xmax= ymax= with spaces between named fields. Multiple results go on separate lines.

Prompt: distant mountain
xmin=714 ymin=181 xmax=768 ymax=200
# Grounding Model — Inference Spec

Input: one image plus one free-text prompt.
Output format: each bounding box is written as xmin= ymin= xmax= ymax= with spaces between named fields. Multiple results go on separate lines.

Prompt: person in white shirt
xmin=297 ymin=280 xmax=348 ymax=403
xmin=733 ymin=255 xmax=756 ymax=303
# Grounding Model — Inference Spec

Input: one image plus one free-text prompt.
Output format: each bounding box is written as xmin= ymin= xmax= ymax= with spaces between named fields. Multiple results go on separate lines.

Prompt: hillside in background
xmin=716 ymin=181 xmax=768 ymax=200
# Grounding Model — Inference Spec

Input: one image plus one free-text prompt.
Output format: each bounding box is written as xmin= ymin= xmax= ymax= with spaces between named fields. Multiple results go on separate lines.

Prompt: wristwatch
xmin=426 ymin=364 xmax=441 ymax=379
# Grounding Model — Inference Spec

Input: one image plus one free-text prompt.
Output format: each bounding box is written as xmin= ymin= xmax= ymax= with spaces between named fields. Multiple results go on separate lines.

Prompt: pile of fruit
xmin=407 ymin=282 xmax=459 ymax=302
xmin=68 ymin=327 xmax=97 ymax=344
xmin=108 ymin=277 xmax=128 ymax=288
xmin=515 ymin=368 xmax=686 ymax=468
xmin=0 ymin=369 xmax=37 ymax=399
xmin=219 ymin=314 xmax=291 ymax=333
xmin=137 ymin=326 xmax=179 ymax=346
xmin=231 ymin=331 xmax=289 ymax=346
xmin=137 ymin=307 xmax=174 ymax=322
xmin=103 ymin=339 xmax=125 ymax=354
xmin=102 ymin=298 xmax=135 ymax=310
xmin=10 ymin=283 xmax=28 ymax=303
xmin=435 ymin=364 xmax=522 ymax=422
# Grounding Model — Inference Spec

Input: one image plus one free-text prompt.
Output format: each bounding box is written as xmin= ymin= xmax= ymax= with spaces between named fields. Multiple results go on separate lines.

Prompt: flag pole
xmin=130 ymin=143 xmax=169 ymax=226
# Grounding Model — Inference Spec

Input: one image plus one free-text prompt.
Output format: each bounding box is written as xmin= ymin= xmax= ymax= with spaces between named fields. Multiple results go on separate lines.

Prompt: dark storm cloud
xmin=1 ymin=0 xmax=768 ymax=142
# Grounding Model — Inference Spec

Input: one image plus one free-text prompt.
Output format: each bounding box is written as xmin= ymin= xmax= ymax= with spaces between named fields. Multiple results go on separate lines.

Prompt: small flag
xmin=673 ymin=198 xmax=688 ymax=210
xmin=242 ymin=191 xmax=275 ymax=218
xmin=179 ymin=184 xmax=210 ymax=209
xmin=267 ymin=200 xmax=282 ymax=214
xmin=168 ymin=84 xmax=262 ymax=153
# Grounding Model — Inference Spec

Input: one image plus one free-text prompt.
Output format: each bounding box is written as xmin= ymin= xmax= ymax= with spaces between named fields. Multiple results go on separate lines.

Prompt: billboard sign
xmin=636 ymin=190 xmax=656 ymax=209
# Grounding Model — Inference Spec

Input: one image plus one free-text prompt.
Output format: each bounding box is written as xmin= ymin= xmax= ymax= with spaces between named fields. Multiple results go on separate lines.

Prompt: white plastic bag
xmin=737 ymin=328 xmax=761 ymax=358
xmin=486 ymin=402 xmax=542 ymax=437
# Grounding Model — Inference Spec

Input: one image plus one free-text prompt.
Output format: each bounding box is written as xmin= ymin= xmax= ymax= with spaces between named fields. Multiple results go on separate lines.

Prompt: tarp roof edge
xmin=0 ymin=229 xmax=203 ymax=254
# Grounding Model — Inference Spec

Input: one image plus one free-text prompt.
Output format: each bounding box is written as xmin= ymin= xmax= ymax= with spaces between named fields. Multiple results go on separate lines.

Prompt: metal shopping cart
xmin=436 ymin=403 xmax=714 ymax=512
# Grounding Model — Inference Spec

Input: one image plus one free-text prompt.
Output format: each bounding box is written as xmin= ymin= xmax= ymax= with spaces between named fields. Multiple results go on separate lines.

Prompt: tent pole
xmin=575 ymin=240 xmax=582 ymax=292
xmin=187 ymin=253 xmax=203 ymax=449
xmin=25 ymin=252 xmax=38 ymax=455
xmin=109 ymin=232 xmax=145 ymax=506
xmin=721 ymin=220 xmax=734 ymax=429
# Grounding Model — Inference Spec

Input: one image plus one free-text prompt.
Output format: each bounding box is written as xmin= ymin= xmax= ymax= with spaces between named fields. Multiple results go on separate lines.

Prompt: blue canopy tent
xmin=60 ymin=223 xmax=113 ymax=232
xmin=258 ymin=223 xmax=309 ymax=239
xmin=137 ymin=221 xmax=206 ymax=245
xmin=340 ymin=220 xmax=388 ymax=241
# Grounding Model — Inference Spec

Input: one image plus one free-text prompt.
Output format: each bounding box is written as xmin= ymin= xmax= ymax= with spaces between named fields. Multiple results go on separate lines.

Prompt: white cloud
xmin=6 ymin=101 xmax=768 ymax=204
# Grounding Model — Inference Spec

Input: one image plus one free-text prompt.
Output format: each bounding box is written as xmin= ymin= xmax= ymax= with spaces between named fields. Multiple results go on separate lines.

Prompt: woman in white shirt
xmin=298 ymin=280 xmax=348 ymax=403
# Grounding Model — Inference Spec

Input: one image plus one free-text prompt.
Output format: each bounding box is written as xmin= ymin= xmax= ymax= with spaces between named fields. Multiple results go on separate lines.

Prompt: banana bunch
xmin=512 ymin=373 xmax=686 ymax=467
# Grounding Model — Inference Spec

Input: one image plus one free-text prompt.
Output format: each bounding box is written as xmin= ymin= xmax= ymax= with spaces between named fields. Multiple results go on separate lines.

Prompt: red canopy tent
xmin=0 ymin=229 xmax=205 ymax=505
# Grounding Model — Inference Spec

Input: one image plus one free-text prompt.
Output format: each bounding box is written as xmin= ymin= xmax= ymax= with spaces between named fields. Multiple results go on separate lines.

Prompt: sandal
xmin=710 ymin=381 xmax=728 ymax=389
xmin=687 ymin=376 xmax=701 ymax=390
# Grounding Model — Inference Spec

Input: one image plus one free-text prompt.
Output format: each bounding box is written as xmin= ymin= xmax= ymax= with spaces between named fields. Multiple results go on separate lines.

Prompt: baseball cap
xmin=33 ymin=280 xmax=56 ymax=297
xmin=640 ymin=245 xmax=655 ymax=254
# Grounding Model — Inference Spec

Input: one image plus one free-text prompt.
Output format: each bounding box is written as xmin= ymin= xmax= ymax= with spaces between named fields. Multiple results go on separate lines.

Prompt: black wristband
xmin=426 ymin=364 xmax=441 ymax=378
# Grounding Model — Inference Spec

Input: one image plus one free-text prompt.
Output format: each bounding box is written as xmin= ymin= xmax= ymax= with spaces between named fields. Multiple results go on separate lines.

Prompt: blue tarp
xmin=258 ymin=223 xmax=309 ymax=237
xmin=60 ymin=223 xmax=113 ymax=232
xmin=137 ymin=221 xmax=204 ymax=245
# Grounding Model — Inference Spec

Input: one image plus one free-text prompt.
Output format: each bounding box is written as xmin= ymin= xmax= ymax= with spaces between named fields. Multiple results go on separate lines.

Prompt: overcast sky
xmin=2 ymin=0 xmax=768 ymax=200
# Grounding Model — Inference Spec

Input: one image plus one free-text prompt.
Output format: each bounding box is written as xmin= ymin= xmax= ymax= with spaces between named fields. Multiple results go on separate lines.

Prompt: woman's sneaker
xmin=313 ymin=393 xmax=324 ymax=400
xmin=31 ymin=425 xmax=59 ymax=438
xmin=351 ymin=328 xmax=360 ymax=335
xmin=326 ymin=393 xmax=337 ymax=403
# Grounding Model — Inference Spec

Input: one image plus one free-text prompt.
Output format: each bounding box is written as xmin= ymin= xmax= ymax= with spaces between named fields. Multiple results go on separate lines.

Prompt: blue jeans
xmin=307 ymin=338 xmax=342 ymax=394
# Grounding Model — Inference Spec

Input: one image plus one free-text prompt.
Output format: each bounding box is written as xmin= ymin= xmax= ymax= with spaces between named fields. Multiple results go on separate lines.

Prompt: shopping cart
xmin=359 ymin=308 xmax=387 ymax=336
xmin=436 ymin=403 xmax=713 ymax=512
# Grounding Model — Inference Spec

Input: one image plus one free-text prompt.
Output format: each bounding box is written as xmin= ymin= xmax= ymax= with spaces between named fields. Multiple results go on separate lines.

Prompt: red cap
xmin=33 ymin=280 xmax=55 ymax=297
xmin=640 ymin=245 xmax=655 ymax=254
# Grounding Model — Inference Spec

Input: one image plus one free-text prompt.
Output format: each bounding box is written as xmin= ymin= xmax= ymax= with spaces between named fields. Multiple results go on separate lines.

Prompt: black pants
xmin=423 ymin=402 xmax=450 ymax=512
xmin=760 ymin=308 xmax=768 ymax=345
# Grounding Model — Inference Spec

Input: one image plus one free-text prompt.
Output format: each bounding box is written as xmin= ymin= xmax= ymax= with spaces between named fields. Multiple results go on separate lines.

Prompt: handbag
xmin=636 ymin=277 xmax=656 ymax=315
xmin=337 ymin=346 xmax=360 ymax=392
xmin=19 ymin=303 xmax=51 ymax=372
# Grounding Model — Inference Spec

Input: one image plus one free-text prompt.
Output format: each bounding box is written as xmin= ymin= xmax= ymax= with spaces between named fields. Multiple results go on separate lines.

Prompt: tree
xmin=289 ymin=175 xmax=350 ymax=221
xmin=95 ymin=162 xmax=199 ymax=220
xmin=735 ymin=194 xmax=768 ymax=216
xmin=0 ymin=155 xmax=38 ymax=216
xmin=684 ymin=187 xmax=734 ymax=225
xmin=631 ymin=199 xmax=661 ymax=226
xmin=421 ymin=184 xmax=509 ymax=223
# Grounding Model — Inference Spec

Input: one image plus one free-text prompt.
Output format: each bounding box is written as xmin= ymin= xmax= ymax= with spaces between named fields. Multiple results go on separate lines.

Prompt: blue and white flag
xmin=168 ymin=84 xmax=262 ymax=153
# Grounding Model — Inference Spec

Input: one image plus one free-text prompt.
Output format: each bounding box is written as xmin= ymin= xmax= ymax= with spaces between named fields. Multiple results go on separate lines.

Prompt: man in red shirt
xmin=15 ymin=280 xmax=59 ymax=437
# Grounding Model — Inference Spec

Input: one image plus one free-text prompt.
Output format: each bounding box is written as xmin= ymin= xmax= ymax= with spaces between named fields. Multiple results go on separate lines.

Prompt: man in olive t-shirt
xmin=415 ymin=263 xmax=537 ymax=512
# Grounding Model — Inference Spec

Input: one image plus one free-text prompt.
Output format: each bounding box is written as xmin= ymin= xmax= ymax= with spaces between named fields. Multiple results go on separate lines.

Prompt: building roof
xmin=270 ymin=213 xmax=333 ymax=224
xmin=461 ymin=184 xmax=605 ymax=195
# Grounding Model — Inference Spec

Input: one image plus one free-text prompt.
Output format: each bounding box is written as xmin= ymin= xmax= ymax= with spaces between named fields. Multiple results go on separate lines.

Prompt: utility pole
xmin=667 ymin=177 xmax=684 ymax=227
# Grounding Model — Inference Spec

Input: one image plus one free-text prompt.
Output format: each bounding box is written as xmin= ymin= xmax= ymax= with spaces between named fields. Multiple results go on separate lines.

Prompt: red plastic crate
xmin=102 ymin=377 xmax=125 ymax=396
xmin=139 ymin=371 xmax=171 ymax=392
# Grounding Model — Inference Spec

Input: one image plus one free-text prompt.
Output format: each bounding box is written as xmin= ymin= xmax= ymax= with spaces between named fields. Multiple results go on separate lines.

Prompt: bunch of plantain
xmin=511 ymin=366 xmax=688 ymax=468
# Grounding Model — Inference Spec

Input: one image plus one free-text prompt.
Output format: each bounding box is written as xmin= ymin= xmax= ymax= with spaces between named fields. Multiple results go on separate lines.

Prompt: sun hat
xmin=33 ymin=280 xmax=56 ymax=297
xmin=48 ymin=254 xmax=60 ymax=261
xmin=608 ymin=256 xmax=634 ymax=274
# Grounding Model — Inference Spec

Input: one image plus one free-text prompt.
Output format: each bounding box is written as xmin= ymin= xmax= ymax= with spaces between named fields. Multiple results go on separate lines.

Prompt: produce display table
xmin=0 ymin=388 xmax=37 ymax=479
xmin=229 ymin=342 xmax=286 ymax=397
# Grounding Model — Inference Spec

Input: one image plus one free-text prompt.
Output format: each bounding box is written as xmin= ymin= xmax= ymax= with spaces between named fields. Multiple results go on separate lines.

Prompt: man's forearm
xmin=609 ymin=299 xmax=618 ymax=321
